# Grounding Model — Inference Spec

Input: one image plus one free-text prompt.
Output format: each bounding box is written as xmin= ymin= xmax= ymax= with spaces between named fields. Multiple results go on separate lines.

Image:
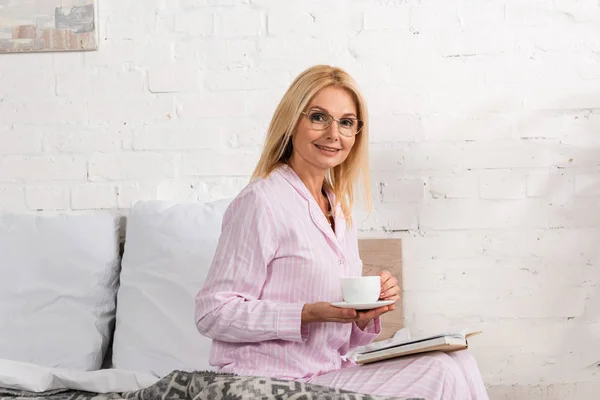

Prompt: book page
xmin=344 ymin=329 xmax=481 ymax=361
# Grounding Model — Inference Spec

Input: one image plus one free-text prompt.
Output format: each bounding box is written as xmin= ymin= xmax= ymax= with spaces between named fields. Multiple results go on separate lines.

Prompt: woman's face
xmin=290 ymin=86 xmax=359 ymax=172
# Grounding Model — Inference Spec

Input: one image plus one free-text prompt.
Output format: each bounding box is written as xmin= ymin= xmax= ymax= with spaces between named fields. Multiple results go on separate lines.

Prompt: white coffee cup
xmin=341 ymin=276 xmax=381 ymax=304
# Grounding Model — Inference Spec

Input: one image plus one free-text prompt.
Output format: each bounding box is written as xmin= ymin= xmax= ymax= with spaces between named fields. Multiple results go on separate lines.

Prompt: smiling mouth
xmin=315 ymin=144 xmax=341 ymax=152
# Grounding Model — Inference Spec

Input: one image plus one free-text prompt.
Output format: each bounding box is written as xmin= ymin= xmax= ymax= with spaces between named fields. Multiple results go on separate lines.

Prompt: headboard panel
xmin=358 ymin=238 xmax=403 ymax=341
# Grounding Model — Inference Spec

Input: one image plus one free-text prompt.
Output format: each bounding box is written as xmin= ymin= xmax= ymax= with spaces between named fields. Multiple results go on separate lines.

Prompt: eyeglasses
xmin=301 ymin=110 xmax=363 ymax=137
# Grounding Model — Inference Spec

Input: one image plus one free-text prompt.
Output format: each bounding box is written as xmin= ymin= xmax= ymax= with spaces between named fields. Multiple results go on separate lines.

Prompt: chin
xmin=314 ymin=158 xmax=343 ymax=170
xmin=305 ymin=149 xmax=347 ymax=170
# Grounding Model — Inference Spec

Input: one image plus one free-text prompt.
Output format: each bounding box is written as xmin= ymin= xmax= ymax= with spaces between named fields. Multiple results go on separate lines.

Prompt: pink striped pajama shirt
xmin=195 ymin=164 xmax=489 ymax=400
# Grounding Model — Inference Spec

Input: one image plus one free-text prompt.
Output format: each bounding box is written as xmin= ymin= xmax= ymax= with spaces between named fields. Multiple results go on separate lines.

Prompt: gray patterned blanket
xmin=0 ymin=371 xmax=424 ymax=400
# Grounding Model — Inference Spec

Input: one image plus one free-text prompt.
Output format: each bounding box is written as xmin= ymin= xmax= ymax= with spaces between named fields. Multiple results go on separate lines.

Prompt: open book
xmin=347 ymin=330 xmax=482 ymax=365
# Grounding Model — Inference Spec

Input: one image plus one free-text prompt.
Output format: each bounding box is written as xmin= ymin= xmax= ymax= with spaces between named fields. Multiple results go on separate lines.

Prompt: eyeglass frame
xmin=300 ymin=110 xmax=364 ymax=137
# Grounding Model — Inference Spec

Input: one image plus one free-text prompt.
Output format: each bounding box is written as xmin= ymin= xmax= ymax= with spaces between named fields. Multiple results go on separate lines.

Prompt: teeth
xmin=317 ymin=145 xmax=339 ymax=151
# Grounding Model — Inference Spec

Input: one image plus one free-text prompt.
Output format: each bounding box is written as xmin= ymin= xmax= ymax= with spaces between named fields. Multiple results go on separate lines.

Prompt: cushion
xmin=111 ymin=199 xmax=231 ymax=377
xmin=0 ymin=358 xmax=158 ymax=393
xmin=0 ymin=212 xmax=121 ymax=370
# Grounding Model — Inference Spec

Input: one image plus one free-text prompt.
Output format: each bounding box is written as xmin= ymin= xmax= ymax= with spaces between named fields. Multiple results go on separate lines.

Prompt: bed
xmin=0 ymin=206 xmax=416 ymax=400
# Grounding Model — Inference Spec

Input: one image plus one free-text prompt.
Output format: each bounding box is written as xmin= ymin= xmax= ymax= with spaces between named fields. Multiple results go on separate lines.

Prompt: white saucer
xmin=330 ymin=300 xmax=395 ymax=310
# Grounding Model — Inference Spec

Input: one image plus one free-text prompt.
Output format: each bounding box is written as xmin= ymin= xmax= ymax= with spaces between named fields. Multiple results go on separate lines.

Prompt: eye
xmin=309 ymin=112 xmax=328 ymax=123
xmin=340 ymin=118 xmax=355 ymax=127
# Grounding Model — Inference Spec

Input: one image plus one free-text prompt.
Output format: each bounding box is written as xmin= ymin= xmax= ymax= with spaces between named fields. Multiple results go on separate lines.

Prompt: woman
xmin=195 ymin=65 xmax=489 ymax=399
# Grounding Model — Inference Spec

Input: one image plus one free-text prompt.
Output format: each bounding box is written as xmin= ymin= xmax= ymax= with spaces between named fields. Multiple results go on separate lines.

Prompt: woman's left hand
xmin=355 ymin=270 xmax=400 ymax=330
xmin=379 ymin=270 xmax=400 ymax=301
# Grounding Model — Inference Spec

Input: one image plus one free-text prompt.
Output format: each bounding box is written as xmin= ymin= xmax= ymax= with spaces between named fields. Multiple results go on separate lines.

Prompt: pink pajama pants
xmin=308 ymin=350 xmax=489 ymax=400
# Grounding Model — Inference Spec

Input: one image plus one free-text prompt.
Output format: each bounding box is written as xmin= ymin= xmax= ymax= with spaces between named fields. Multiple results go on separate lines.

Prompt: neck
xmin=287 ymin=155 xmax=327 ymax=200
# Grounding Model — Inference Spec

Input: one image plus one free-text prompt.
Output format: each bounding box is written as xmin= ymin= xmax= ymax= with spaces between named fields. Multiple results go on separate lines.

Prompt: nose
xmin=325 ymin=121 xmax=341 ymax=141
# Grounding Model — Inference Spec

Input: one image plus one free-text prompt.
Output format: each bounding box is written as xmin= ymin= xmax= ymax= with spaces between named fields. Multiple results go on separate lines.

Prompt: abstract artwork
xmin=0 ymin=0 xmax=97 ymax=53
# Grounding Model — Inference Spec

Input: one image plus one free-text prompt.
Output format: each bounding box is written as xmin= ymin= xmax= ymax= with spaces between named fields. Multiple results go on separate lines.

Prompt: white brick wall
xmin=25 ymin=186 xmax=70 ymax=211
xmin=1 ymin=0 xmax=599 ymax=397
xmin=71 ymin=183 xmax=118 ymax=210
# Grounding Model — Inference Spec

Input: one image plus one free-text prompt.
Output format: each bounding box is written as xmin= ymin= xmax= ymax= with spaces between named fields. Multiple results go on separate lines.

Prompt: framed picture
xmin=0 ymin=0 xmax=98 ymax=53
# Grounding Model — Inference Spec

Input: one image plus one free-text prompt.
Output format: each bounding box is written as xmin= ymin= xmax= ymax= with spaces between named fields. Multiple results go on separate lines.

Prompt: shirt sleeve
xmin=349 ymin=318 xmax=381 ymax=348
xmin=195 ymin=185 xmax=308 ymax=343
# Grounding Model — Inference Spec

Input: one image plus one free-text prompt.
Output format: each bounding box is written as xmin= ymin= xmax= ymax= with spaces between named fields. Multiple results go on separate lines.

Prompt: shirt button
xmin=338 ymin=259 xmax=344 ymax=265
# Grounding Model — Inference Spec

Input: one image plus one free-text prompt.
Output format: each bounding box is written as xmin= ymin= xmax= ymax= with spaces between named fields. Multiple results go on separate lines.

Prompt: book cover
xmin=348 ymin=331 xmax=482 ymax=365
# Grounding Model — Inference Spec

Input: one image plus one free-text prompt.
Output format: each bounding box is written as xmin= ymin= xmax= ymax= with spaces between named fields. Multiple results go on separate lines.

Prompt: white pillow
xmin=111 ymin=199 xmax=231 ymax=377
xmin=0 ymin=358 xmax=158 ymax=393
xmin=0 ymin=212 xmax=121 ymax=370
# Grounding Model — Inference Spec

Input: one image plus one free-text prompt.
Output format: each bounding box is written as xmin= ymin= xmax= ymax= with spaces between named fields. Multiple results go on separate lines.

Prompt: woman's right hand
xmin=301 ymin=302 xmax=391 ymax=324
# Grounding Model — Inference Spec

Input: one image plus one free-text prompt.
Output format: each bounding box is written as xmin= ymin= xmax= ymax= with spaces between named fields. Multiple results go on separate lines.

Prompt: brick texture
xmin=1 ymin=0 xmax=599 ymax=396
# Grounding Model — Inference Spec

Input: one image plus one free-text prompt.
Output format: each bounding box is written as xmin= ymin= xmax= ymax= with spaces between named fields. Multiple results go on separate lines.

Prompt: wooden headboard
xmin=358 ymin=238 xmax=403 ymax=341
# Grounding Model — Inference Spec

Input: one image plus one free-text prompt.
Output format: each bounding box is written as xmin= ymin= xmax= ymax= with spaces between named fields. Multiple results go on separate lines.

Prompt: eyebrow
xmin=308 ymin=105 xmax=357 ymax=118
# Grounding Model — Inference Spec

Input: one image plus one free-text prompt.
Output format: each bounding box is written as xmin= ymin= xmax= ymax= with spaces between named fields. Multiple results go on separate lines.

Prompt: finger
xmin=329 ymin=306 xmax=357 ymax=320
xmin=381 ymin=294 xmax=400 ymax=302
xmin=379 ymin=270 xmax=391 ymax=285
xmin=356 ymin=305 xmax=391 ymax=321
xmin=357 ymin=309 xmax=387 ymax=323
xmin=379 ymin=304 xmax=396 ymax=315
xmin=373 ymin=306 xmax=392 ymax=317
xmin=380 ymin=276 xmax=397 ymax=293
xmin=380 ymin=283 xmax=400 ymax=298
xmin=324 ymin=303 xmax=359 ymax=323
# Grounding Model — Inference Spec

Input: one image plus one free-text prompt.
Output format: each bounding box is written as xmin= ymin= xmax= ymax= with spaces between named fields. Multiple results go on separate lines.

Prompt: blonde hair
xmin=250 ymin=65 xmax=371 ymax=226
